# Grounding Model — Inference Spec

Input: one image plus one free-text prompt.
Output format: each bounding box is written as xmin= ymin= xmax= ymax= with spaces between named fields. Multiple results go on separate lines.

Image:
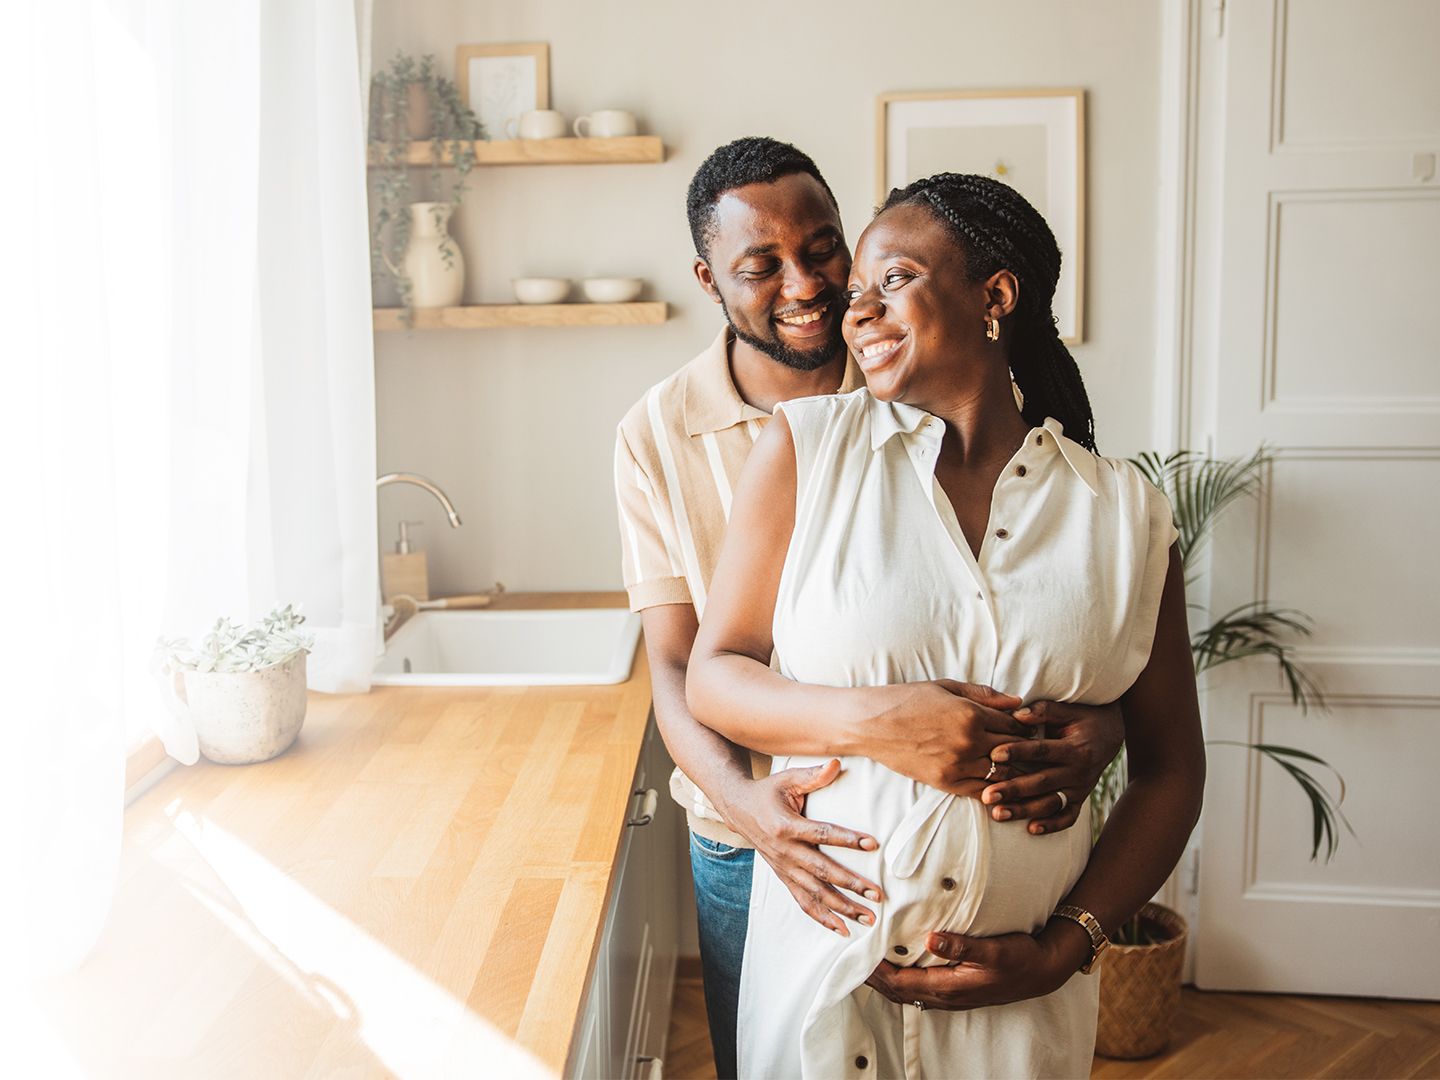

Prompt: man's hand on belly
xmin=863 ymin=924 xmax=1092 ymax=1010
xmin=716 ymin=759 xmax=884 ymax=937
xmin=979 ymin=700 xmax=1125 ymax=834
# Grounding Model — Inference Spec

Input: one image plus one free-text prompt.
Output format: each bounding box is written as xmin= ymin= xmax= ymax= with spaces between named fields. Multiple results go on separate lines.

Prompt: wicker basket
xmin=1094 ymin=902 xmax=1188 ymax=1059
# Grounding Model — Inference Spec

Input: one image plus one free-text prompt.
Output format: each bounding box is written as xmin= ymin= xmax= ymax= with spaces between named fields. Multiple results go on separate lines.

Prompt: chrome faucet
xmin=376 ymin=473 xmax=463 ymax=527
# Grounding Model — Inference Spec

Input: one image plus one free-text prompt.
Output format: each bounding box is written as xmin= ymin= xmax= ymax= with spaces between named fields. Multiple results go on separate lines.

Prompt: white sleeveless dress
xmin=736 ymin=389 xmax=1177 ymax=1080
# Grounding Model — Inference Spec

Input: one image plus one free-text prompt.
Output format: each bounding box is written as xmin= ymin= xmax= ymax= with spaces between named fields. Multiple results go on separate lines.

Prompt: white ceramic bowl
xmin=512 ymin=278 xmax=571 ymax=304
xmin=581 ymin=277 xmax=643 ymax=303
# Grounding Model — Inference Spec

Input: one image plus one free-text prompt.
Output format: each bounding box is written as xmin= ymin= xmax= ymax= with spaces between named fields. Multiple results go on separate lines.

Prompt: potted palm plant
xmin=1090 ymin=448 xmax=1352 ymax=1059
xmin=156 ymin=603 xmax=315 ymax=765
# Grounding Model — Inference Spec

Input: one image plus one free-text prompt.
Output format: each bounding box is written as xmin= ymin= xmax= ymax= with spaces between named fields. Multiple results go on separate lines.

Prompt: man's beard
xmin=719 ymin=294 xmax=847 ymax=372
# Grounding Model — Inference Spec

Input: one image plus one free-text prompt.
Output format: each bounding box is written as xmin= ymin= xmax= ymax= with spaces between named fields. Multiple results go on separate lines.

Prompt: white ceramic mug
xmin=573 ymin=110 xmax=637 ymax=138
xmin=504 ymin=109 xmax=568 ymax=140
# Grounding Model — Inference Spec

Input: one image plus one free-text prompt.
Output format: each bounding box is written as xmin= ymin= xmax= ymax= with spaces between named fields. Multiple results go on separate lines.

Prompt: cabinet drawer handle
xmin=637 ymin=1055 xmax=663 ymax=1079
xmin=628 ymin=788 xmax=658 ymax=826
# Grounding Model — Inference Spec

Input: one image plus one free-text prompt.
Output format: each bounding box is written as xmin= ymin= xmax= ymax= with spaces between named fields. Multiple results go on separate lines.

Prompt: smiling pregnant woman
xmin=687 ymin=174 xmax=1206 ymax=1079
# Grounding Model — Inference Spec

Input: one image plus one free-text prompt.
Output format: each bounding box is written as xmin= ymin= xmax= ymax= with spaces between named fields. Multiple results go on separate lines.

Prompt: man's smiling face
xmin=697 ymin=172 xmax=851 ymax=371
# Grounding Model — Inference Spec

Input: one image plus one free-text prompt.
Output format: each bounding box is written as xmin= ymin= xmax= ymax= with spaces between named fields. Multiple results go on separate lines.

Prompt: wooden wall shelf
xmin=368 ymin=136 xmax=664 ymax=167
xmin=373 ymin=302 xmax=667 ymax=330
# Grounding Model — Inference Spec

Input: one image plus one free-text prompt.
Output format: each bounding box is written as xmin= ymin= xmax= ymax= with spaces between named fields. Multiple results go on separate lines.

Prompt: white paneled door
xmin=1192 ymin=0 xmax=1440 ymax=998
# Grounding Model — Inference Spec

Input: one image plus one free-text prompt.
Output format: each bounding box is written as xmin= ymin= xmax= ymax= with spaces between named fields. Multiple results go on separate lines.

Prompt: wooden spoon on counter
xmin=385 ymin=592 xmax=494 ymax=640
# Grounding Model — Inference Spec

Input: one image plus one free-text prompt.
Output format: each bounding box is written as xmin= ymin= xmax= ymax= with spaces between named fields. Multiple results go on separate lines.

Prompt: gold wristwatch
xmin=1051 ymin=905 xmax=1111 ymax=974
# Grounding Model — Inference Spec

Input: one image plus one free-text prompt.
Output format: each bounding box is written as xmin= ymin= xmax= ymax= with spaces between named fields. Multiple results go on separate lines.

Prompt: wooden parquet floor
xmin=664 ymin=965 xmax=1440 ymax=1080
xmin=667 ymin=963 xmax=719 ymax=1080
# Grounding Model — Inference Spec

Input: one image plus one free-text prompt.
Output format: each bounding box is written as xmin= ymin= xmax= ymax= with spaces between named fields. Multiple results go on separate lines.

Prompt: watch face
xmin=1081 ymin=939 xmax=1108 ymax=975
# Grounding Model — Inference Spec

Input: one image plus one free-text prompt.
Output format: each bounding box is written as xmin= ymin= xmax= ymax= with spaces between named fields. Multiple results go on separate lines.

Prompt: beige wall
xmin=372 ymin=0 xmax=1165 ymax=595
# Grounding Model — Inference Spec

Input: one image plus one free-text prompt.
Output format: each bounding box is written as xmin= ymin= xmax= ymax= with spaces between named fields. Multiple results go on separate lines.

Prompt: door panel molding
xmin=1262 ymin=189 xmax=1440 ymax=414
xmin=1271 ymin=0 xmax=1440 ymax=151
xmin=1243 ymin=882 xmax=1440 ymax=907
xmin=1252 ymin=449 xmax=1440 ymax=637
xmin=1240 ymin=692 xmax=1440 ymax=896
xmin=1291 ymin=645 xmax=1440 ymax=667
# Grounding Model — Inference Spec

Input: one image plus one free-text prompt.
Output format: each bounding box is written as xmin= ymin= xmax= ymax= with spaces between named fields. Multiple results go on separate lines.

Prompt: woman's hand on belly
xmin=861 ymin=680 xmax=1030 ymax=795
xmin=863 ymin=924 xmax=1092 ymax=1010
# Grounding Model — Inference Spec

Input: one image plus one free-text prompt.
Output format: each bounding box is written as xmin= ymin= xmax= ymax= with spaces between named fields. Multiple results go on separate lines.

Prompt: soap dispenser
xmin=382 ymin=520 xmax=429 ymax=601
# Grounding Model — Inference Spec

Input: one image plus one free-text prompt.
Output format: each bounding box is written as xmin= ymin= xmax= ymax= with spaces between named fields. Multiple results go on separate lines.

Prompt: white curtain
xmin=0 ymin=0 xmax=376 ymax=1013
xmin=165 ymin=0 xmax=379 ymax=702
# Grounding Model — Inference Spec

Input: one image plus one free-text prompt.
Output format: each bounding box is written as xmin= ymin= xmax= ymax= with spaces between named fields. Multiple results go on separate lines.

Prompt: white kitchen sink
xmin=372 ymin=607 xmax=643 ymax=686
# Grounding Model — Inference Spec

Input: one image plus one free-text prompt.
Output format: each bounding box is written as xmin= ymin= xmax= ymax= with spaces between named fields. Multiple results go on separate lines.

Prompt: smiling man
xmin=613 ymin=138 xmax=1122 ymax=1078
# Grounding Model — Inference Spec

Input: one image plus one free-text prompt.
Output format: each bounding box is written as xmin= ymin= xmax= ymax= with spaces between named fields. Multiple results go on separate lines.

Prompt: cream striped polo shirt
xmin=614 ymin=325 xmax=864 ymax=846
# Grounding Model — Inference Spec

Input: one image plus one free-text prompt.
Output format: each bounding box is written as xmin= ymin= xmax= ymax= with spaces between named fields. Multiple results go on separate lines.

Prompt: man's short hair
xmin=686 ymin=137 xmax=839 ymax=260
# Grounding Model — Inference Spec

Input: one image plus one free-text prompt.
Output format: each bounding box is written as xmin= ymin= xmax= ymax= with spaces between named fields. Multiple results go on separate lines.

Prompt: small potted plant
xmin=368 ymin=52 xmax=485 ymax=324
xmin=156 ymin=604 xmax=314 ymax=765
xmin=1090 ymin=448 xmax=1351 ymax=1059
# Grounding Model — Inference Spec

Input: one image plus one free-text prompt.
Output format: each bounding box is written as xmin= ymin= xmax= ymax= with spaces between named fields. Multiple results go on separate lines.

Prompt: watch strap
xmin=1051 ymin=904 xmax=1110 ymax=974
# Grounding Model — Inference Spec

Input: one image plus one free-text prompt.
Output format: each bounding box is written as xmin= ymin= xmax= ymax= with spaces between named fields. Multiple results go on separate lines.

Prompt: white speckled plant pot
xmin=182 ymin=654 xmax=308 ymax=764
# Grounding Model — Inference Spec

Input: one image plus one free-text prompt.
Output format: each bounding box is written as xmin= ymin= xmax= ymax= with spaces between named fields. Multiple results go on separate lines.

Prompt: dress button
xmin=942 ymin=877 xmax=956 ymax=891
xmin=1016 ymin=464 xmax=1027 ymax=477
xmin=995 ymin=528 xmax=1009 ymax=539
xmin=856 ymin=1057 xmax=869 ymax=1069
xmin=893 ymin=944 xmax=909 ymax=956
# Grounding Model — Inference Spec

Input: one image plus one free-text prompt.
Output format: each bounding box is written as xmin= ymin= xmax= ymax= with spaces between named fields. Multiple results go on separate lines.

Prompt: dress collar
xmin=866 ymin=396 xmax=1100 ymax=497
xmin=868 ymin=396 xmax=936 ymax=451
xmin=684 ymin=326 xmax=865 ymax=436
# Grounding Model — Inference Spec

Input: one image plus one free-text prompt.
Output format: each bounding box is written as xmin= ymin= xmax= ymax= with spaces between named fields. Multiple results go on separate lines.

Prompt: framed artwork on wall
xmin=877 ymin=89 xmax=1086 ymax=343
xmin=456 ymin=43 xmax=550 ymax=142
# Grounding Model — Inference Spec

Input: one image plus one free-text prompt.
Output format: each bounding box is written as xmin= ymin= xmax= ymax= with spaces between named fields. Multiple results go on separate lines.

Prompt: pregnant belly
xmin=793 ymin=755 xmax=1093 ymax=955
xmin=968 ymin=804 xmax=1093 ymax=937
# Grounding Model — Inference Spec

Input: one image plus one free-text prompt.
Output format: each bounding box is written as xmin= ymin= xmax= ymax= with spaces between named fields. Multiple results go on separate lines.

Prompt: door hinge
xmin=1212 ymin=0 xmax=1226 ymax=37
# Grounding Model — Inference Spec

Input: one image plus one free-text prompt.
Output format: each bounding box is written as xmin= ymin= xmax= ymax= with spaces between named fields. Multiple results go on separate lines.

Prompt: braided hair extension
xmin=880 ymin=174 xmax=1096 ymax=452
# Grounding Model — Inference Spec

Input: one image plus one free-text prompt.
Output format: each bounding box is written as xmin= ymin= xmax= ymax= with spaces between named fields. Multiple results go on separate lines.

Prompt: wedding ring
xmin=984 ymin=761 xmax=999 ymax=781
xmin=1055 ymin=790 xmax=1069 ymax=812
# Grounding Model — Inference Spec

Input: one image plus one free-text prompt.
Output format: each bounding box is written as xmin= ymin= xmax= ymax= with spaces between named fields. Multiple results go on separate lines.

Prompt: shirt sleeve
xmin=614 ymin=423 xmax=692 ymax=612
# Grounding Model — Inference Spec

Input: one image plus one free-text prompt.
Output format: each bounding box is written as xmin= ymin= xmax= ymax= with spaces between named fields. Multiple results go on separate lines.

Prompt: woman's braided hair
xmin=881 ymin=173 xmax=1096 ymax=451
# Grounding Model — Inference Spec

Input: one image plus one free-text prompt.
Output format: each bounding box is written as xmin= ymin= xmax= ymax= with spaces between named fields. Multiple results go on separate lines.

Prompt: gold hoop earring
xmin=986 ymin=316 xmax=1000 ymax=342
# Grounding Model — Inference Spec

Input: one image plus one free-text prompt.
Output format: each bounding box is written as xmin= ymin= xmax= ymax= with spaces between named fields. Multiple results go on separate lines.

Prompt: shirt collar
xmin=683 ymin=325 xmax=867 ymax=437
xmin=868 ymin=396 xmax=937 ymax=451
xmin=867 ymin=398 xmax=1101 ymax=497
xmin=1045 ymin=417 xmax=1101 ymax=497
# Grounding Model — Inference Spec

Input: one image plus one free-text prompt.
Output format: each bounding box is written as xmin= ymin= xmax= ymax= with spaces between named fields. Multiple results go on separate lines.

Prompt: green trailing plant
xmin=157 ymin=604 xmax=314 ymax=674
xmin=1090 ymin=449 xmax=1354 ymax=878
xmin=368 ymin=52 xmax=484 ymax=325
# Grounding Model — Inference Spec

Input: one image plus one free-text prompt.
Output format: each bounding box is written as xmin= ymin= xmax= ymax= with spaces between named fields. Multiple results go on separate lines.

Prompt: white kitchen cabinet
xmin=570 ymin=714 xmax=680 ymax=1079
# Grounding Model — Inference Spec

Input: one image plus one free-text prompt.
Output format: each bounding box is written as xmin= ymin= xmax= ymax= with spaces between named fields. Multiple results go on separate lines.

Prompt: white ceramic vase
xmin=403 ymin=201 xmax=465 ymax=308
xmin=181 ymin=653 xmax=308 ymax=765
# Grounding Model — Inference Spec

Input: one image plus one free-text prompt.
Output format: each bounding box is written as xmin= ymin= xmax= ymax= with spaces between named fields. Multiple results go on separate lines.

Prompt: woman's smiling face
xmin=842 ymin=203 xmax=1002 ymax=408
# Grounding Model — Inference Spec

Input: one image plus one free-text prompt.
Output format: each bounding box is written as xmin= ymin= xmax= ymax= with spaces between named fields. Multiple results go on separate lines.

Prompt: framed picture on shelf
xmin=877 ymin=89 xmax=1086 ymax=343
xmin=456 ymin=43 xmax=550 ymax=142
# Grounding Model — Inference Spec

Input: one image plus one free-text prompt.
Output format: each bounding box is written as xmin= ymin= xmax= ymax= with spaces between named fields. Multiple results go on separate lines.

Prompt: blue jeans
xmin=689 ymin=831 xmax=754 ymax=1080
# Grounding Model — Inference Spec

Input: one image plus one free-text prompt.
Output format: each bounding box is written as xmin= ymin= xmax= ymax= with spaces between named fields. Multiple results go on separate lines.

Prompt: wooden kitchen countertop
xmin=34 ymin=593 xmax=651 ymax=1079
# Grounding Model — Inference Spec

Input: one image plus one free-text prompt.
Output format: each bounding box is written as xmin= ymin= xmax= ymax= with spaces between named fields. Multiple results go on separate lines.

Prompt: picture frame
xmin=456 ymin=43 xmax=550 ymax=142
xmin=876 ymin=89 xmax=1086 ymax=343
